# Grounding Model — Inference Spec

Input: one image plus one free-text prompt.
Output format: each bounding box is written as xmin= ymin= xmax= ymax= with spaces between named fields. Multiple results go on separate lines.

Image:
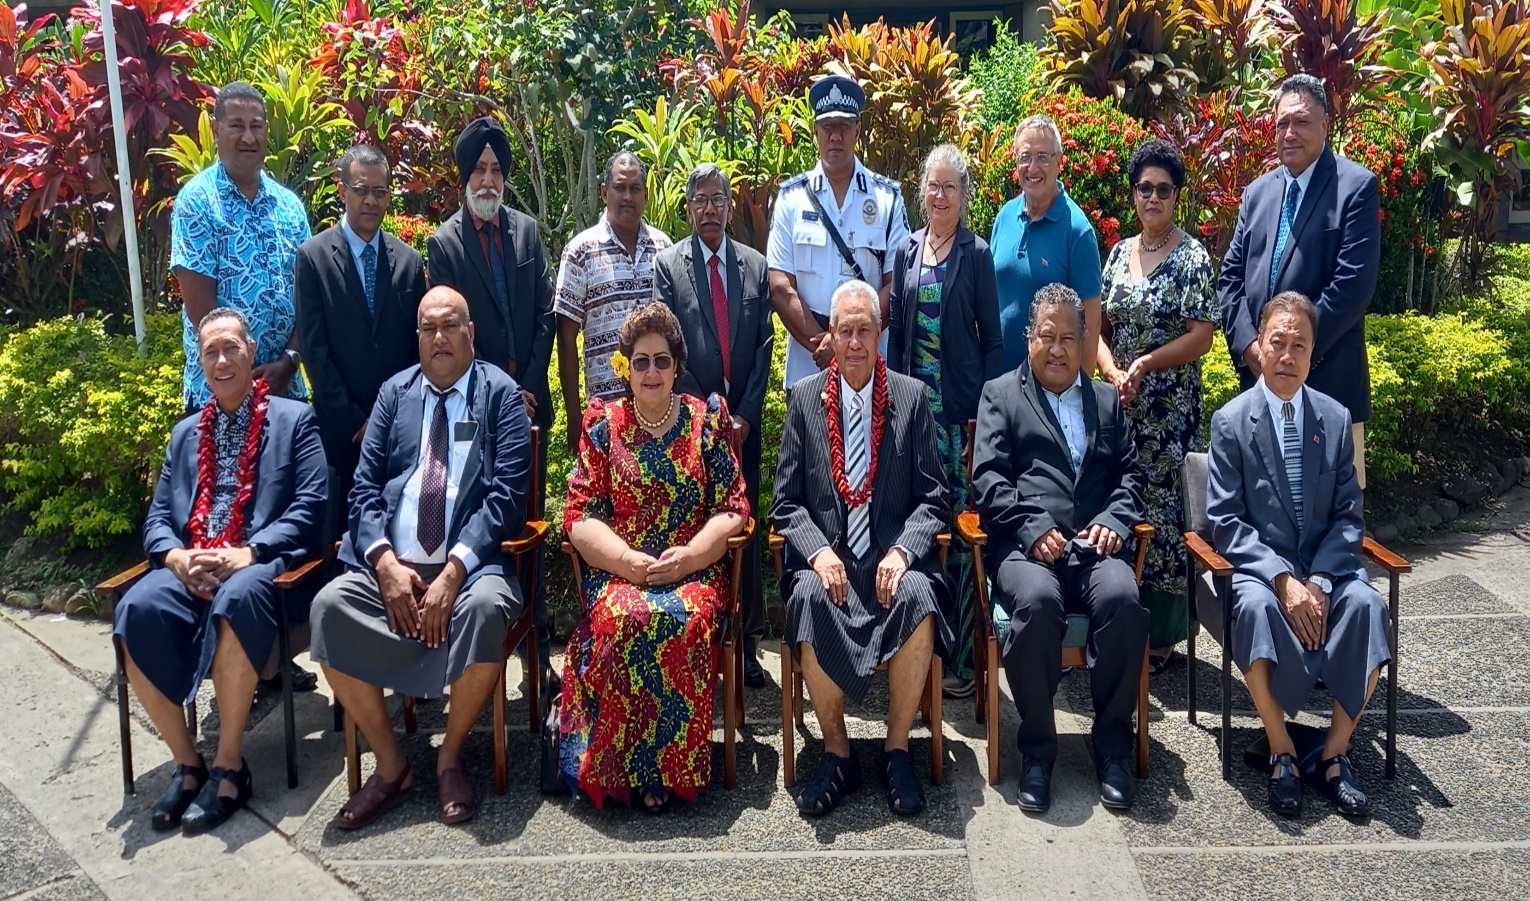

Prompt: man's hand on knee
xmin=419 ymin=559 xmax=467 ymax=649
xmin=376 ymin=550 xmax=424 ymax=639
xmin=1029 ymin=528 xmax=1067 ymax=565
xmin=875 ymin=548 xmax=908 ymax=609
xmin=1078 ymin=523 xmax=1122 ymax=556
xmin=812 ymin=547 xmax=849 ymax=606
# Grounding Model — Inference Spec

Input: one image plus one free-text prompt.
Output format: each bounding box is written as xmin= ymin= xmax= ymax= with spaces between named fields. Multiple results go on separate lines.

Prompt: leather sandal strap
xmin=338 ymin=764 xmax=413 ymax=824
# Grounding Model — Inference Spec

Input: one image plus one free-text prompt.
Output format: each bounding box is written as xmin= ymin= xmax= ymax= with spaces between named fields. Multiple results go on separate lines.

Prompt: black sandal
xmin=882 ymin=748 xmax=924 ymax=816
xmin=1312 ymin=754 xmax=1368 ymax=817
xmin=795 ymin=751 xmax=862 ymax=817
xmin=180 ymin=758 xmax=253 ymax=834
xmin=1147 ymin=652 xmax=1178 ymax=676
xmin=151 ymin=757 xmax=208 ymax=831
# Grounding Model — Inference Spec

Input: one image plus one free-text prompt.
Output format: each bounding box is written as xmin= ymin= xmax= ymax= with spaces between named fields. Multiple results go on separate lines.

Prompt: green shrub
xmin=0 ymin=314 xmax=185 ymax=548
xmin=966 ymin=23 xmax=1046 ymax=130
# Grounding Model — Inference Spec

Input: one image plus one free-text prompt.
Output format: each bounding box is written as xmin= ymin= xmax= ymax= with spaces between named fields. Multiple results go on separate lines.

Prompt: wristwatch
xmin=283 ymin=348 xmax=302 ymax=369
xmin=1310 ymin=575 xmax=1334 ymax=595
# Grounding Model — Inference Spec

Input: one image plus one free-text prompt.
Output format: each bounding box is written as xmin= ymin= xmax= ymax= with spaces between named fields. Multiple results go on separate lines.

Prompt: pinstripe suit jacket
xmin=770 ymin=367 xmax=950 ymax=574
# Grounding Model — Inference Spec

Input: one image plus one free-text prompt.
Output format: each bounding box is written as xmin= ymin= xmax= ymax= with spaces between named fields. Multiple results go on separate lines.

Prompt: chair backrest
xmin=528 ymin=425 xmax=542 ymax=520
xmin=1181 ymin=451 xmax=1211 ymax=537
xmin=963 ymin=419 xmax=976 ymax=491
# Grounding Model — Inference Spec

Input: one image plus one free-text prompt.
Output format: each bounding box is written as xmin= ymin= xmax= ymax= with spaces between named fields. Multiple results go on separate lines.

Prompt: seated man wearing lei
xmin=113 ymin=307 xmax=328 ymax=835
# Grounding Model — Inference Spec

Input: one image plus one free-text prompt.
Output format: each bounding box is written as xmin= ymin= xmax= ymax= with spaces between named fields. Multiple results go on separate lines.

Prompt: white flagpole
xmin=97 ymin=0 xmax=147 ymax=353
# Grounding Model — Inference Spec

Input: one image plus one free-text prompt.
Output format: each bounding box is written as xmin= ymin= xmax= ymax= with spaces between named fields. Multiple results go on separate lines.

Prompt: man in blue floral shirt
xmin=171 ymin=81 xmax=311 ymax=408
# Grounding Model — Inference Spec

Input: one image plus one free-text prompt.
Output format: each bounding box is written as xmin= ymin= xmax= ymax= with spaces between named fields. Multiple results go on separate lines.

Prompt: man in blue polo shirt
xmin=988 ymin=115 xmax=1103 ymax=374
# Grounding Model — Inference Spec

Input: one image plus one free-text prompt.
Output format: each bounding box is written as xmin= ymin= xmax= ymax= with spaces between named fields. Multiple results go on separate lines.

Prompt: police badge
xmin=862 ymin=198 xmax=877 ymax=225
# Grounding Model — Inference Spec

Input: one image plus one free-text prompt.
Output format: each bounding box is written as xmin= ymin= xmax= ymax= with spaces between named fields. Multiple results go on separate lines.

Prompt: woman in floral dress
xmin=560 ymin=303 xmax=749 ymax=812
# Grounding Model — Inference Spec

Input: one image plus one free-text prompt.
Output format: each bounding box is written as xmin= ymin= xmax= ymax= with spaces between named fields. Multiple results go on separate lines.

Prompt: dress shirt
xmin=367 ymin=367 xmax=479 ymax=569
xmin=808 ymin=373 xmax=909 ymax=564
xmin=1279 ymin=151 xmax=1321 ymax=206
xmin=339 ymin=216 xmax=382 ymax=290
xmin=1258 ymin=376 xmax=1306 ymax=459
xmin=1042 ymin=372 xmax=1087 ymax=471
xmin=699 ymin=235 xmax=730 ymax=272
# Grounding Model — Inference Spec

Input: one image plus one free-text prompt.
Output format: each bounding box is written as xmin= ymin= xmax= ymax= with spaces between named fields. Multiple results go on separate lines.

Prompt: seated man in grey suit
xmin=654 ymin=162 xmax=775 ymax=688
xmin=1207 ymin=291 xmax=1390 ymax=819
xmin=971 ymin=282 xmax=1147 ymax=813
xmin=771 ymin=279 xmax=952 ymax=818
xmin=310 ymin=285 xmax=532 ymax=830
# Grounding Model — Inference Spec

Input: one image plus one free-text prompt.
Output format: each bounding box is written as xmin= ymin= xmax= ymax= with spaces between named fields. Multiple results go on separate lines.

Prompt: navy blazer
xmin=340 ymin=360 xmax=531 ymax=586
xmin=144 ymin=396 xmax=328 ymax=570
xmin=970 ymin=366 xmax=1144 ymax=564
xmin=1206 ymin=384 xmax=1366 ymax=588
xmin=888 ymin=226 xmax=1004 ymax=425
xmin=1218 ymin=147 xmax=1381 ymax=422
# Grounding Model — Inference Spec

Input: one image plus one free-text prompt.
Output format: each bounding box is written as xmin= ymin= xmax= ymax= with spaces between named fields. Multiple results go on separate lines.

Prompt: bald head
xmin=417 ymin=285 xmax=475 ymax=387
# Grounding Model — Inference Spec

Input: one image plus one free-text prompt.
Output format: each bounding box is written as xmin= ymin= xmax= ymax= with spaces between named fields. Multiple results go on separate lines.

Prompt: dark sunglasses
xmin=1133 ymin=181 xmax=1176 ymax=200
xmin=345 ymin=183 xmax=391 ymax=200
xmin=630 ymin=354 xmax=674 ymax=372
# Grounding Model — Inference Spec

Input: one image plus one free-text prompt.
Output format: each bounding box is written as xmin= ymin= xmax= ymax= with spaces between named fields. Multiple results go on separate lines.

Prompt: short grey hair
xmin=829 ymin=279 xmax=881 ymax=328
xmin=197 ymin=307 xmax=253 ymax=343
xmin=918 ymin=143 xmax=971 ymax=224
xmin=1026 ymin=283 xmax=1085 ymax=336
xmin=1013 ymin=114 xmax=1063 ymax=155
xmin=685 ymin=162 xmax=730 ymax=197
xmin=1277 ymin=73 xmax=1329 ymax=116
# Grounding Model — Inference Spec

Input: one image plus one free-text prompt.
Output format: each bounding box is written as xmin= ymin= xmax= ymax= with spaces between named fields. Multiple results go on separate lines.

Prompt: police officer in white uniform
xmin=767 ymin=75 xmax=910 ymax=389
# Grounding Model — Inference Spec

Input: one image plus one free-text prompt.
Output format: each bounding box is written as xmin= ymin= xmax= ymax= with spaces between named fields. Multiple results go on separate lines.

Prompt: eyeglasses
xmin=1133 ymin=181 xmax=1176 ymax=200
xmin=924 ymin=181 xmax=962 ymax=197
xmin=417 ymin=320 xmax=468 ymax=338
xmin=688 ymin=192 xmax=730 ymax=210
xmin=630 ymin=354 xmax=674 ymax=373
xmin=345 ymin=183 xmax=391 ymax=200
xmin=1016 ymin=152 xmax=1057 ymax=167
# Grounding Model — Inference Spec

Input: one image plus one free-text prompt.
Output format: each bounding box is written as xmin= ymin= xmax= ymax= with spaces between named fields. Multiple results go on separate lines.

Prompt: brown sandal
xmin=437 ymin=767 xmax=475 ymax=825
xmin=334 ymin=762 xmax=413 ymax=831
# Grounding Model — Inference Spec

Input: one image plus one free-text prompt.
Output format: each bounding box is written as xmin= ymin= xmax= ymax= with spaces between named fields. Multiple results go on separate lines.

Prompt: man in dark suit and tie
xmin=1207 ymin=292 xmax=1391 ymax=819
xmin=426 ymin=116 xmax=555 ymax=663
xmin=296 ymin=143 xmax=425 ymax=542
xmin=309 ymin=286 xmax=532 ymax=830
xmin=771 ymin=280 xmax=952 ymax=819
xmin=970 ymin=282 xmax=1147 ymax=813
xmin=654 ymin=162 xmax=774 ymax=688
xmin=1218 ymin=73 xmax=1381 ymax=487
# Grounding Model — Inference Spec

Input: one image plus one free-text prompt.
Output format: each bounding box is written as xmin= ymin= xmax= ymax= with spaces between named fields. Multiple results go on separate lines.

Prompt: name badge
xmin=453 ymin=420 xmax=479 ymax=443
xmin=801 ymin=210 xmax=820 ymax=222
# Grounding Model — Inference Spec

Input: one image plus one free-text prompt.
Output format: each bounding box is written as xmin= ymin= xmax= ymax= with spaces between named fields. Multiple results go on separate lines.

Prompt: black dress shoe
xmin=259 ymin=662 xmax=318 ymax=693
xmin=1267 ymin=753 xmax=1302 ymax=818
xmin=181 ymin=759 xmax=253 ymax=834
xmin=1097 ymin=756 xmax=1136 ymax=810
xmin=1016 ymin=757 xmax=1054 ymax=813
xmin=742 ymin=640 xmax=766 ymax=689
xmin=151 ymin=758 xmax=208 ymax=831
xmin=1311 ymin=754 xmax=1368 ymax=817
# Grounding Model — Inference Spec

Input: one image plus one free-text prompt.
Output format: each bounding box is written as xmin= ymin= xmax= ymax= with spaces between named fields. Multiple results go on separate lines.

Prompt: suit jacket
xmin=653 ymin=235 xmax=774 ymax=429
xmin=339 ymin=360 xmax=532 ymax=586
xmin=1218 ymin=147 xmax=1381 ymax=421
xmin=1206 ymin=384 xmax=1366 ymax=587
xmin=294 ymin=224 xmax=425 ymax=462
xmin=970 ymin=366 xmax=1144 ymax=563
xmin=144 ymin=396 xmax=328 ymax=570
xmin=770 ymin=368 xmax=950 ymax=574
xmin=888 ymin=225 xmax=1004 ymax=425
xmin=426 ymin=205 xmax=556 ymax=429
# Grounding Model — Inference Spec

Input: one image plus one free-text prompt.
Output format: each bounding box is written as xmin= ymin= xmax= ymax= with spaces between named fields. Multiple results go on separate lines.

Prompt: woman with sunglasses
xmin=559 ymin=302 xmax=749 ymax=813
xmin=1097 ymin=138 xmax=1219 ymax=675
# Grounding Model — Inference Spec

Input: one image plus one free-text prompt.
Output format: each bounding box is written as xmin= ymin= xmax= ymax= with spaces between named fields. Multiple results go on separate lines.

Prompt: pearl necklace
xmin=1140 ymin=226 xmax=1177 ymax=253
xmin=634 ymin=394 xmax=676 ymax=431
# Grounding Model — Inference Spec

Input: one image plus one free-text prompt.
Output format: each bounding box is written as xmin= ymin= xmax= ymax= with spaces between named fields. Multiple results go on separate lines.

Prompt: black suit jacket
xmin=1218 ymin=147 xmax=1381 ymax=421
xmin=653 ymin=235 xmax=774 ymax=429
xmin=888 ymin=225 xmax=1004 ymax=426
xmin=771 ymin=368 xmax=950 ymax=575
xmin=339 ymin=361 xmax=532 ymax=588
xmin=426 ymin=205 xmax=556 ymax=428
xmin=971 ymin=366 xmax=1145 ymax=563
xmin=294 ymin=224 xmax=425 ymax=462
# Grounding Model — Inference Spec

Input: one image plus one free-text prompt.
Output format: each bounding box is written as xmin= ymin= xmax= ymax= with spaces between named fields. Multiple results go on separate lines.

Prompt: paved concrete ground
xmin=2 ymin=484 xmax=1527 ymax=900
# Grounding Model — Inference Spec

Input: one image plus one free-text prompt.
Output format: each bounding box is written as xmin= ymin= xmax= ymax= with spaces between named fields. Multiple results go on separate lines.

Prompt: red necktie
xmin=708 ymin=254 xmax=731 ymax=383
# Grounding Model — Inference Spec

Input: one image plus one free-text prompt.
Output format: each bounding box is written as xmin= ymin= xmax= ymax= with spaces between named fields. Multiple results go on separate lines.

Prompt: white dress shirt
xmin=1279 ymin=149 xmax=1321 ymax=205
xmin=808 ymin=372 xmax=902 ymax=564
xmin=1042 ymin=373 xmax=1087 ymax=471
xmin=339 ymin=217 xmax=381 ymax=289
xmin=699 ymin=234 xmax=730 ymax=271
xmin=1258 ymin=376 xmax=1306 ymax=459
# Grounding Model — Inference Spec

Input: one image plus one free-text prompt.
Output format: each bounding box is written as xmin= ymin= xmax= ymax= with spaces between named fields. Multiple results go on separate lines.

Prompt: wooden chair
xmin=1178 ymin=451 xmax=1410 ymax=781
xmin=97 ymin=546 xmax=329 ymax=795
xmin=955 ymin=419 xmax=1154 ymax=786
xmin=769 ymin=530 xmax=949 ymax=789
xmin=340 ymin=426 xmax=551 ymax=797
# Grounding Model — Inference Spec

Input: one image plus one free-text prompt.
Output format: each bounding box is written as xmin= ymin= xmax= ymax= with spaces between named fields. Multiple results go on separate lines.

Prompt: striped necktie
xmin=845 ymin=392 xmax=871 ymax=558
xmin=1282 ymin=401 xmax=1303 ymax=529
xmin=1269 ymin=180 xmax=1301 ymax=297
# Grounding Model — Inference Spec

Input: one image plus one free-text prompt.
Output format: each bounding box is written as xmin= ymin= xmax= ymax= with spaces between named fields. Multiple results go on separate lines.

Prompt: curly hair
xmin=1126 ymin=138 xmax=1186 ymax=189
xmin=616 ymin=301 xmax=688 ymax=386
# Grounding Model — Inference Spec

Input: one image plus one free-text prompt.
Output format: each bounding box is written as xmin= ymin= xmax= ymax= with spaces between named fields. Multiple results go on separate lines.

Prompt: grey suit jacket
xmin=653 ymin=235 xmax=774 ymax=429
xmin=340 ymin=360 xmax=532 ymax=586
xmin=770 ymin=368 xmax=950 ymax=575
xmin=144 ymin=396 xmax=328 ymax=570
xmin=1206 ymin=384 xmax=1366 ymax=587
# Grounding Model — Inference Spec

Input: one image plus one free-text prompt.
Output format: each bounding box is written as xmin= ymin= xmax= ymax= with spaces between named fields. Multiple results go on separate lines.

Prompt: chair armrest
xmin=1361 ymin=537 xmax=1411 ymax=575
xmin=727 ymin=516 xmax=756 ymax=551
xmin=935 ymin=532 xmax=951 ymax=549
xmin=955 ymin=511 xmax=986 ymax=546
xmin=502 ymin=520 xmax=550 ymax=556
xmin=767 ymin=530 xmax=784 ymax=553
xmin=273 ymin=556 xmax=328 ymax=590
xmin=95 ymin=561 xmax=150 ymax=602
xmin=1132 ymin=523 xmax=1155 ymax=541
xmin=1184 ymin=531 xmax=1233 ymax=578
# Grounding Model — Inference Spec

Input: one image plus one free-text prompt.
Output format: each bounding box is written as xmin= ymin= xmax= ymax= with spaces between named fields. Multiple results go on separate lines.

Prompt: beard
xmin=465 ymin=186 xmax=502 ymax=221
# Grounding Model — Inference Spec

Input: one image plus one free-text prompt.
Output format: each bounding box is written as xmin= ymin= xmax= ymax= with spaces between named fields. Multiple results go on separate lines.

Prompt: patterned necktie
xmin=1269 ymin=179 xmax=1301 ymax=297
xmin=845 ymin=392 xmax=871 ymax=558
xmin=1282 ymin=401 xmax=1304 ymax=529
xmin=361 ymin=242 xmax=377 ymax=315
xmin=708 ymin=254 xmax=731 ymax=383
xmin=417 ymin=386 xmax=456 ymax=555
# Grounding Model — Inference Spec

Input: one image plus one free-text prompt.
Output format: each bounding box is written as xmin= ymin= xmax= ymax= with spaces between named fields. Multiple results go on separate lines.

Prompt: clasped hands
xmin=1276 ymin=572 xmax=1330 ymax=651
xmin=1029 ymin=523 xmax=1123 ymax=564
xmin=620 ymin=545 xmax=705 ymax=588
xmin=1104 ymin=355 xmax=1152 ymax=404
xmin=165 ymin=546 xmax=256 ymax=600
xmin=811 ymin=546 xmax=907 ymax=609
xmin=376 ymin=549 xmax=466 ymax=649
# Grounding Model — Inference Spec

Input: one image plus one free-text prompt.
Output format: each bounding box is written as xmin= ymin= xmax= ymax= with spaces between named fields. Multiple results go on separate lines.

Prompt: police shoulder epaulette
xmin=866 ymin=171 xmax=901 ymax=192
xmin=779 ymin=172 xmax=809 ymax=192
